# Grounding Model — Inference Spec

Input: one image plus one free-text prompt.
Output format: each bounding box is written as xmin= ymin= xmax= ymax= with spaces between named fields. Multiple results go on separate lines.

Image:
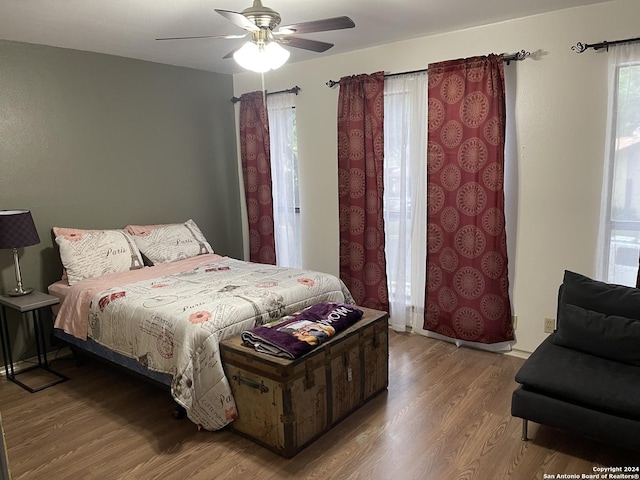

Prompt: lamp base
xmin=6 ymin=287 xmax=34 ymax=297
xmin=7 ymin=248 xmax=34 ymax=297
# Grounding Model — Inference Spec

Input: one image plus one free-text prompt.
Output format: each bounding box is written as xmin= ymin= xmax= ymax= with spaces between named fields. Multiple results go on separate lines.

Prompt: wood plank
xmin=0 ymin=332 xmax=636 ymax=479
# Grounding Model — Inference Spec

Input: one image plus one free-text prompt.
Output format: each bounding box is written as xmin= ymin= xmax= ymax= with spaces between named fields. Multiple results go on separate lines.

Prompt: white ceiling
xmin=1 ymin=0 xmax=614 ymax=75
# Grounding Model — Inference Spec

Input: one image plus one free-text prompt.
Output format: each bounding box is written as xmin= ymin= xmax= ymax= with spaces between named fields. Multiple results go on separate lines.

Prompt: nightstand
xmin=0 ymin=291 xmax=68 ymax=392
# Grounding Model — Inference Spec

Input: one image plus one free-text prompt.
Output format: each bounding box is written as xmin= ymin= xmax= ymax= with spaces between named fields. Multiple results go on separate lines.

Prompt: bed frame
xmin=54 ymin=328 xmax=188 ymax=418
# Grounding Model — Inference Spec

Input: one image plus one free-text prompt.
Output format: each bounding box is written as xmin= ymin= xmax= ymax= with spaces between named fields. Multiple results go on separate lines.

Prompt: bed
xmin=49 ymin=220 xmax=354 ymax=431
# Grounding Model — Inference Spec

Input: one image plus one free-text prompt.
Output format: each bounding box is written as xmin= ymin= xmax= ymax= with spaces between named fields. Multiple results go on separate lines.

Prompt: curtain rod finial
xmin=504 ymin=50 xmax=530 ymax=65
xmin=571 ymin=42 xmax=589 ymax=53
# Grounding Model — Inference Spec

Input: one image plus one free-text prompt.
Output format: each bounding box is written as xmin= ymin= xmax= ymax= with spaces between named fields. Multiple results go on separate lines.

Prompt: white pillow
xmin=54 ymin=228 xmax=144 ymax=285
xmin=124 ymin=219 xmax=213 ymax=265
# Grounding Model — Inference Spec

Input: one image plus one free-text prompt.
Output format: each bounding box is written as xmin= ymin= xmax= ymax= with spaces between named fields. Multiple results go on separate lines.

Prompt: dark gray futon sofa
xmin=511 ymin=270 xmax=640 ymax=452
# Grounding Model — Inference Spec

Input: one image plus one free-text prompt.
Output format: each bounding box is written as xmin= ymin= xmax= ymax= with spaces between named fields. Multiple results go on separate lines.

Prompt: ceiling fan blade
xmin=156 ymin=33 xmax=248 ymax=41
xmin=276 ymin=36 xmax=334 ymax=53
xmin=214 ymin=9 xmax=260 ymax=32
xmin=277 ymin=16 xmax=355 ymax=35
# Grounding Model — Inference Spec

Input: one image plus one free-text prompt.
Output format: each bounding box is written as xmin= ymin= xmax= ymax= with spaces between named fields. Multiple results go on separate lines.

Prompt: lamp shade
xmin=0 ymin=210 xmax=40 ymax=249
xmin=233 ymin=41 xmax=290 ymax=73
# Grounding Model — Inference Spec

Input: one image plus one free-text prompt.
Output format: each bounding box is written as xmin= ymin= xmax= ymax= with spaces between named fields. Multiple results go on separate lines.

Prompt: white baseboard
xmin=506 ymin=349 xmax=530 ymax=360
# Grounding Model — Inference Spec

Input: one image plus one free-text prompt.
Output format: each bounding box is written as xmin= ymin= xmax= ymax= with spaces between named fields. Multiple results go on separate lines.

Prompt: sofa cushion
xmin=554 ymin=303 xmax=640 ymax=366
xmin=515 ymin=335 xmax=640 ymax=421
xmin=560 ymin=270 xmax=640 ymax=320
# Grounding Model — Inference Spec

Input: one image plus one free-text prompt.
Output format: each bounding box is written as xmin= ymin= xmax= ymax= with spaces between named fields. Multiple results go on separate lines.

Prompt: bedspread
xmin=54 ymin=255 xmax=354 ymax=430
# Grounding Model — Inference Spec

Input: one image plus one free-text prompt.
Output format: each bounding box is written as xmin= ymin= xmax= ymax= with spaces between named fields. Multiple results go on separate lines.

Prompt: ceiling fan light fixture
xmin=264 ymin=41 xmax=290 ymax=69
xmin=233 ymin=40 xmax=290 ymax=73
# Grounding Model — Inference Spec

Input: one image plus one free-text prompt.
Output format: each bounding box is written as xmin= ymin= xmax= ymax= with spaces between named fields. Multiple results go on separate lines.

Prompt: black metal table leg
xmin=0 ymin=292 xmax=68 ymax=393
xmin=0 ymin=305 xmax=15 ymax=379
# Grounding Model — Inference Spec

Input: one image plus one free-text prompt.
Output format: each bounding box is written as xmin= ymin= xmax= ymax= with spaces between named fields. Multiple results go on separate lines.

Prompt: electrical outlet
xmin=512 ymin=315 xmax=518 ymax=330
xmin=544 ymin=317 xmax=555 ymax=333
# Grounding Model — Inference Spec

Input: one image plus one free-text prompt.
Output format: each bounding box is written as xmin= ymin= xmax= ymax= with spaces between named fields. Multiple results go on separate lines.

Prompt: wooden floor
xmin=0 ymin=332 xmax=636 ymax=480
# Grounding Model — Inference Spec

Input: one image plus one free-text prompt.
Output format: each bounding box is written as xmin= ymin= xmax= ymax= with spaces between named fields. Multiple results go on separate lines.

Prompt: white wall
xmin=233 ymin=0 xmax=640 ymax=354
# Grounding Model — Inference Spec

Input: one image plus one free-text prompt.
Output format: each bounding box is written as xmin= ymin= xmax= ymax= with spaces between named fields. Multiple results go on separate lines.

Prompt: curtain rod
xmin=325 ymin=50 xmax=530 ymax=88
xmin=572 ymin=36 xmax=640 ymax=53
xmin=231 ymin=85 xmax=300 ymax=104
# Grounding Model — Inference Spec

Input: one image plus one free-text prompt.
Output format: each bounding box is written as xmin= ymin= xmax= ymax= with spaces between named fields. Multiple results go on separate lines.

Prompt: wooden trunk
xmin=220 ymin=307 xmax=389 ymax=458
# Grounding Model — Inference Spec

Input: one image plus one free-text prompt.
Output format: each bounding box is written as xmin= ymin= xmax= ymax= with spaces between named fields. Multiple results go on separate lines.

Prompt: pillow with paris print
xmin=53 ymin=227 xmax=144 ymax=285
xmin=124 ymin=219 xmax=213 ymax=265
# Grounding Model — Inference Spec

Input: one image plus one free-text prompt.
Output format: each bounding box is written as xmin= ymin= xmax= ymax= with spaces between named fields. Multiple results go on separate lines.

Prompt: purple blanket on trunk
xmin=241 ymin=302 xmax=364 ymax=359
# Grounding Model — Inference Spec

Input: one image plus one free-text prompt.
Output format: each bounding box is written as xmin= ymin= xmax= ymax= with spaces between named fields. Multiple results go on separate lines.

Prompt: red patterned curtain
xmin=239 ymin=91 xmax=276 ymax=265
xmin=424 ymin=55 xmax=514 ymax=345
xmin=337 ymin=72 xmax=389 ymax=311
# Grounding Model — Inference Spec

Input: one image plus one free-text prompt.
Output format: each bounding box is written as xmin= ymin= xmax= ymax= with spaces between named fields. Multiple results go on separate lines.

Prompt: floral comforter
xmin=59 ymin=255 xmax=353 ymax=430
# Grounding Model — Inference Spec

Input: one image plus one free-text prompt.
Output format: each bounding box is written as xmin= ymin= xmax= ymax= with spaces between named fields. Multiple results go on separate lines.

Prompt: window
xmin=267 ymin=92 xmax=302 ymax=268
xmin=600 ymin=45 xmax=640 ymax=286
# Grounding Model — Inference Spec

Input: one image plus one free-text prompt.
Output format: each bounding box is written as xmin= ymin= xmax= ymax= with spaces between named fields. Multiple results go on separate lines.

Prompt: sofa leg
xmin=521 ymin=419 xmax=529 ymax=441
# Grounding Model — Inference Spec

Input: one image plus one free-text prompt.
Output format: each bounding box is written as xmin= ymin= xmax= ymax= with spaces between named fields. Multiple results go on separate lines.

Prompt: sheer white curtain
xmin=267 ymin=92 xmax=302 ymax=268
xmin=383 ymin=72 xmax=428 ymax=332
xmin=597 ymin=43 xmax=640 ymax=285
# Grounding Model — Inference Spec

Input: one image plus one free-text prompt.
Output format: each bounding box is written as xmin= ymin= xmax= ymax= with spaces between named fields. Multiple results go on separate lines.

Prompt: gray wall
xmin=0 ymin=40 xmax=243 ymax=361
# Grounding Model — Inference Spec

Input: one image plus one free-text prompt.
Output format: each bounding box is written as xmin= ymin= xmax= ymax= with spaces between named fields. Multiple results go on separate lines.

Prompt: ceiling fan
xmin=156 ymin=0 xmax=355 ymax=72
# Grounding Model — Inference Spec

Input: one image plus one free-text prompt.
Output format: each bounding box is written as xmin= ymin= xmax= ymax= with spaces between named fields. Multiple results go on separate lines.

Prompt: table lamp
xmin=0 ymin=210 xmax=40 ymax=296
